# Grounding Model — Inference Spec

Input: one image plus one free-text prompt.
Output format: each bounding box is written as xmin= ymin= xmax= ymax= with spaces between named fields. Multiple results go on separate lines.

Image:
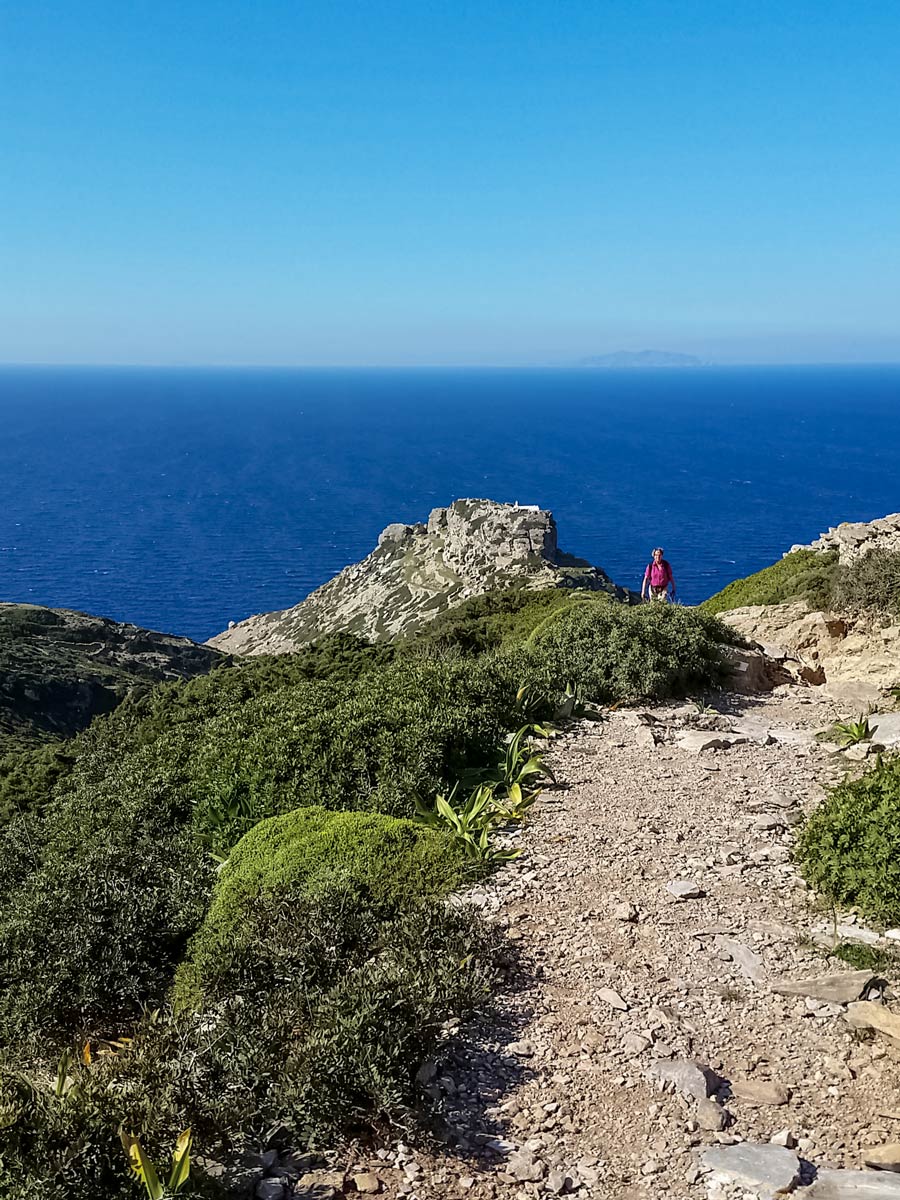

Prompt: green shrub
xmin=832 ymin=549 xmax=900 ymax=617
xmin=796 ymin=756 xmax=900 ymax=926
xmin=701 ymin=550 xmax=838 ymax=615
xmin=523 ymin=599 xmax=734 ymax=703
xmin=404 ymin=587 xmax=581 ymax=656
xmin=176 ymin=807 xmax=471 ymax=1008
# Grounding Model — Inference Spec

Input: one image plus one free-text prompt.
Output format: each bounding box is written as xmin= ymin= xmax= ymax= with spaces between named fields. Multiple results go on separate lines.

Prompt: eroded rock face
xmin=209 ymin=499 xmax=630 ymax=655
xmin=791 ymin=512 xmax=900 ymax=563
xmin=721 ymin=600 xmax=900 ymax=699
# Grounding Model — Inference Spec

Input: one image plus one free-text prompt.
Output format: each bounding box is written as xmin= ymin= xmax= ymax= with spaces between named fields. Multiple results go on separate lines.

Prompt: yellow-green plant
xmin=415 ymin=783 xmax=521 ymax=863
xmin=832 ymin=715 xmax=873 ymax=747
xmin=120 ymin=1127 xmax=192 ymax=1199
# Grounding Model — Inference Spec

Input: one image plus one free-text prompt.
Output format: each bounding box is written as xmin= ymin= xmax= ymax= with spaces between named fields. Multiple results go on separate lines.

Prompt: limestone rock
xmin=597 ymin=986 xmax=629 ymax=1011
xmin=208 ymin=499 xmax=632 ymax=653
xmin=667 ymin=879 xmax=705 ymax=900
xmin=351 ymin=1172 xmax=381 ymax=1194
xmin=646 ymin=1058 xmax=717 ymax=1102
xmin=702 ymin=1143 xmax=800 ymax=1198
xmin=807 ymin=1169 xmax=900 ymax=1196
xmin=773 ymin=969 xmax=875 ymax=1005
xmin=729 ymin=1078 xmax=791 ymax=1106
xmin=846 ymin=1001 xmax=900 ymax=1045
xmin=863 ymin=1144 xmax=900 ymax=1172
xmin=507 ymin=1150 xmax=546 ymax=1182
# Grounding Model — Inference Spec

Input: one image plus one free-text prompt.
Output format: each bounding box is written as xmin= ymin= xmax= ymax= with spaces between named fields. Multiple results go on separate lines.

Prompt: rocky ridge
xmin=264 ymin=682 xmax=900 ymax=1200
xmin=790 ymin=514 xmax=900 ymax=564
xmin=210 ymin=500 xmax=630 ymax=656
xmin=0 ymin=602 xmax=223 ymax=747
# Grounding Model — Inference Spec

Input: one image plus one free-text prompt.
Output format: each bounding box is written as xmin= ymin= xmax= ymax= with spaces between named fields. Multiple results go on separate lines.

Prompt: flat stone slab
xmin=773 ymin=969 xmax=875 ymax=1004
xmin=863 ymin=1144 xmax=900 ymax=1172
xmin=806 ymin=1168 xmax=900 ymax=1197
xmin=646 ymin=1058 xmax=716 ymax=1103
xmin=715 ymin=935 xmax=766 ymax=985
xmin=676 ymin=731 xmax=749 ymax=753
xmin=702 ymin=1143 xmax=800 ymax=1198
xmin=846 ymin=1001 xmax=900 ymax=1045
xmin=730 ymin=1077 xmax=791 ymax=1106
xmin=869 ymin=712 xmax=900 ymax=747
xmin=667 ymin=879 xmax=705 ymax=900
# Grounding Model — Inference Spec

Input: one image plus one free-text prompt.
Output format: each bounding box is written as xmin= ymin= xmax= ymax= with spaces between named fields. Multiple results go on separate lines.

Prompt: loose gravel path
xmin=294 ymin=685 xmax=900 ymax=1200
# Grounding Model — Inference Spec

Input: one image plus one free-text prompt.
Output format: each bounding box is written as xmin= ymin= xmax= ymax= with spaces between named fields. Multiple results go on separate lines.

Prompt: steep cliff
xmin=209 ymin=499 xmax=630 ymax=655
xmin=0 ymin=602 xmax=224 ymax=748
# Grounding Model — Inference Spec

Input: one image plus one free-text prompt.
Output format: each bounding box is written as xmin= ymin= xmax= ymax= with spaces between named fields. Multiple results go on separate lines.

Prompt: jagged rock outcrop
xmin=790 ymin=512 xmax=900 ymax=563
xmin=721 ymin=600 xmax=900 ymax=703
xmin=209 ymin=499 xmax=630 ymax=655
xmin=0 ymin=602 xmax=224 ymax=748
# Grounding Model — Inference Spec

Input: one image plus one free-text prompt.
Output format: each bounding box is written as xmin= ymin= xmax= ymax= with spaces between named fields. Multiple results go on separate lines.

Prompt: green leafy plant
xmin=414 ymin=783 xmax=516 ymax=861
xmin=120 ymin=1128 xmax=192 ymax=1199
xmin=701 ymin=550 xmax=839 ymax=615
xmin=796 ymin=756 xmax=900 ymax=926
xmin=831 ymin=715 xmax=873 ymax=746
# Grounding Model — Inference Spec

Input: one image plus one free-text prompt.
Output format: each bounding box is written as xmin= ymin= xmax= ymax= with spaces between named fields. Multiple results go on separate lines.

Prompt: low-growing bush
xmin=832 ymin=548 xmax=900 ymax=618
xmin=175 ymin=807 xmax=471 ymax=1008
xmin=403 ymin=587 xmax=580 ymax=656
xmin=796 ymin=756 xmax=900 ymax=927
xmin=701 ymin=550 xmax=838 ymax=615
xmin=523 ymin=599 xmax=734 ymax=703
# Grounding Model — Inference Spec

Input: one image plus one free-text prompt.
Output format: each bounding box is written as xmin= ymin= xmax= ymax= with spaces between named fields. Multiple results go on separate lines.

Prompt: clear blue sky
xmin=2 ymin=1 xmax=899 ymax=366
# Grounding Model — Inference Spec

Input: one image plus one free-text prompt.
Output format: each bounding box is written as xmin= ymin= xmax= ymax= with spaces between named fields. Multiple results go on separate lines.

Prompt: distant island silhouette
xmin=578 ymin=350 xmax=706 ymax=368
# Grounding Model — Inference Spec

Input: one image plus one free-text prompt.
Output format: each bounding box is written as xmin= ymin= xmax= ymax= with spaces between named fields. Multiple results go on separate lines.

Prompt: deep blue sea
xmin=1 ymin=365 xmax=898 ymax=643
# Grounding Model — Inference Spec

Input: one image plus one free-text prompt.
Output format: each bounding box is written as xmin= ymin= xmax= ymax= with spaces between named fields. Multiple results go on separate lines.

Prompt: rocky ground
xmin=257 ymin=684 xmax=900 ymax=1200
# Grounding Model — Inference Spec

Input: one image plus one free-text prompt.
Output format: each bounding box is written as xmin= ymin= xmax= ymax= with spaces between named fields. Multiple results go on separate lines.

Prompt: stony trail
xmin=291 ymin=685 xmax=900 ymax=1200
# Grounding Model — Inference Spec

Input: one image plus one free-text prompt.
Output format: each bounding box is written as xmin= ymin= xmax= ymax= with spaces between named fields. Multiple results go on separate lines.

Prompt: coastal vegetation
xmin=796 ymin=756 xmax=900 ymax=928
xmin=702 ymin=546 xmax=900 ymax=618
xmin=0 ymin=589 xmax=739 ymax=1195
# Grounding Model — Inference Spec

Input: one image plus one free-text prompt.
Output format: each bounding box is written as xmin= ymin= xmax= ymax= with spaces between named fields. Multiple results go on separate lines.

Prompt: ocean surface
xmin=0 ymin=365 xmax=898 ymax=644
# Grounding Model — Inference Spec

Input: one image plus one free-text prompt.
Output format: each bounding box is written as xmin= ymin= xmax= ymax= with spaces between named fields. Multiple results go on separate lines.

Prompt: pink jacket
xmin=644 ymin=560 xmax=673 ymax=588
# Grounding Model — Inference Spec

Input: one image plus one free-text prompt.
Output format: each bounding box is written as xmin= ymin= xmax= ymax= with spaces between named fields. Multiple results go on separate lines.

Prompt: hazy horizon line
xmin=3 ymin=359 xmax=900 ymax=372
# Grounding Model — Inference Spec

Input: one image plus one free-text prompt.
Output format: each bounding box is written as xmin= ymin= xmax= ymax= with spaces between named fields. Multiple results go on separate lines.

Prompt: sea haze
xmin=0 ymin=365 xmax=898 ymax=643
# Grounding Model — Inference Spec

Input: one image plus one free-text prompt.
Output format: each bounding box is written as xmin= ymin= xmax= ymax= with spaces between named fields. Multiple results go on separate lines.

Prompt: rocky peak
xmin=209 ymin=499 xmax=629 ymax=655
xmin=790 ymin=512 xmax=900 ymax=563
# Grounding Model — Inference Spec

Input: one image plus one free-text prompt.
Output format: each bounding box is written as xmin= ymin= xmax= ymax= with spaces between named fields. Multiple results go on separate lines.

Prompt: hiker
xmin=641 ymin=547 xmax=676 ymax=603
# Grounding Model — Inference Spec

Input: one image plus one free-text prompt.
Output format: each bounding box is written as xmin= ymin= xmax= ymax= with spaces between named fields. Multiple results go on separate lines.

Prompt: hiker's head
xmin=652 ymin=547 xmax=664 ymax=562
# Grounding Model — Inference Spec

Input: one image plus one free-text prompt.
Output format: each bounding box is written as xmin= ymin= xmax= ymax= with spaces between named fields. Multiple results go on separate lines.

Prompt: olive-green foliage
xmin=796 ymin=757 xmax=900 ymax=927
xmin=701 ymin=550 xmax=838 ymax=615
xmin=176 ymin=808 xmax=471 ymax=1008
xmin=0 ymin=738 xmax=76 ymax=822
xmin=829 ymin=941 xmax=900 ymax=975
xmin=524 ymin=599 xmax=734 ymax=703
xmin=832 ymin=549 xmax=900 ymax=617
xmin=0 ymin=766 xmax=213 ymax=1044
xmin=0 ymin=632 xmax=394 ymax=822
xmin=404 ymin=587 xmax=580 ymax=656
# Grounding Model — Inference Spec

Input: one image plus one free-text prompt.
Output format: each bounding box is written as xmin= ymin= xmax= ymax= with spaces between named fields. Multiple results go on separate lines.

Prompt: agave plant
xmin=415 ymin=783 xmax=520 ymax=862
xmin=832 ymin=715 xmax=873 ymax=747
xmin=493 ymin=725 xmax=554 ymax=804
xmin=120 ymin=1127 xmax=192 ymax=1199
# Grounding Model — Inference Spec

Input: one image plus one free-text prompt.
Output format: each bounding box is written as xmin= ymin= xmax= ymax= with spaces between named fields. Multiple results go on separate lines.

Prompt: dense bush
xmin=0 ymin=743 xmax=213 ymax=1043
xmin=175 ymin=808 xmax=471 ymax=1007
xmin=832 ymin=549 xmax=900 ymax=618
xmin=523 ymin=598 xmax=734 ymax=702
xmin=404 ymin=587 xmax=580 ymax=656
xmin=0 ymin=817 xmax=490 ymax=1198
xmin=0 ymin=632 xmax=394 ymax=822
xmin=796 ymin=756 xmax=900 ymax=926
xmin=701 ymin=550 xmax=838 ymax=615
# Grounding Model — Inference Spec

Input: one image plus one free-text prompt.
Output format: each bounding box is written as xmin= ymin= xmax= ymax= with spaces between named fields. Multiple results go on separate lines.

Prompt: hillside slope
xmin=0 ymin=602 xmax=223 ymax=748
xmin=210 ymin=499 xmax=633 ymax=655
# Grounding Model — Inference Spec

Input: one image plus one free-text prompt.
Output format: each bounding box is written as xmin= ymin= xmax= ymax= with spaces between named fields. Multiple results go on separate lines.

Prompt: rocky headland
xmin=0 ymin=601 xmax=223 ymax=748
xmin=210 ymin=499 xmax=631 ymax=655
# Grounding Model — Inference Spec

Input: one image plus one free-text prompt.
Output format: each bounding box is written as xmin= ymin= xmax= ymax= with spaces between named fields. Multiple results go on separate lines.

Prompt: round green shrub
xmin=796 ymin=757 xmax=900 ymax=926
xmin=176 ymin=806 xmax=470 ymax=1008
xmin=524 ymin=599 xmax=733 ymax=703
